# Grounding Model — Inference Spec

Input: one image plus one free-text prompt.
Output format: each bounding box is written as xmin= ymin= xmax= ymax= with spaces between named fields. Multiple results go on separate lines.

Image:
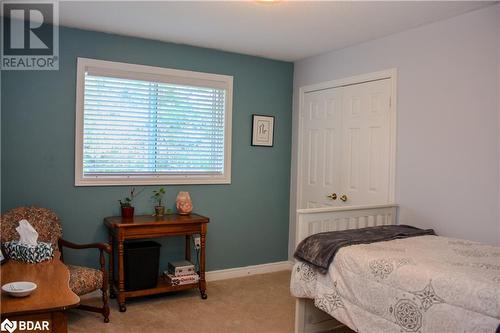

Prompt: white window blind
xmin=75 ymin=58 xmax=233 ymax=186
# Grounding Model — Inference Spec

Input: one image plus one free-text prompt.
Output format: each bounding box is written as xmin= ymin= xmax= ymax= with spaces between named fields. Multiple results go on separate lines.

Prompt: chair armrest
xmin=58 ymin=238 xmax=111 ymax=253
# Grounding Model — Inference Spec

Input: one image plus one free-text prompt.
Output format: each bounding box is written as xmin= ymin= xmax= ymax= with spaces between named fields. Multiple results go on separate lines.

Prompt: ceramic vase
xmin=154 ymin=206 xmax=165 ymax=216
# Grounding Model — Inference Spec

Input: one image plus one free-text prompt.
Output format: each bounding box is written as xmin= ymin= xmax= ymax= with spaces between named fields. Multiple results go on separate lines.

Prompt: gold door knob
xmin=327 ymin=193 xmax=337 ymax=200
xmin=340 ymin=194 xmax=348 ymax=202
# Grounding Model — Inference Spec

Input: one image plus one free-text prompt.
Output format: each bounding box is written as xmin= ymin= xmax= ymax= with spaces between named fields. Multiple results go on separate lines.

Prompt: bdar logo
xmin=0 ymin=319 xmax=17 ymax=333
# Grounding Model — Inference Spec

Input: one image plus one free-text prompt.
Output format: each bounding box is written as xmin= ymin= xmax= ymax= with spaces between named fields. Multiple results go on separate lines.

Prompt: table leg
xmin=108 ymin=233 xmax=115 ymax=299
xmin=117 ymin=237 xmax=126 ymax=312
xmin=199 ymin=231 xmax=207 ymax=299
xmin=51 ymin=311 xmax=67 ymax=333
xmin=185 ymin=235 xmax=191 ymax=261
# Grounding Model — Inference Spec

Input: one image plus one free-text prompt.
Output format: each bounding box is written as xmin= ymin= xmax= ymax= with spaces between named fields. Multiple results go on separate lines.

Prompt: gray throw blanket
xmin=294 ymin=225 xmax=435 ymax=273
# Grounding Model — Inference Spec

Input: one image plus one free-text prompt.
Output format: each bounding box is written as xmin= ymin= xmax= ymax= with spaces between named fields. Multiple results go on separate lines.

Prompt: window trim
xmin=75 ymin=57 xmax=233 ymax=186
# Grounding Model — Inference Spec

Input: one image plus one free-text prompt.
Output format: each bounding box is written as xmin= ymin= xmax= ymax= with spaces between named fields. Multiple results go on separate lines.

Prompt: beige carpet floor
xmin=68 ymin=270 xmax=296 ymax=333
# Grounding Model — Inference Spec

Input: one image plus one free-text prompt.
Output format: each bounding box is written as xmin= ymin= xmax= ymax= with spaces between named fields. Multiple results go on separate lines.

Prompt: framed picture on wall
xmin=251 ymin=115 xmax=274 ymax=147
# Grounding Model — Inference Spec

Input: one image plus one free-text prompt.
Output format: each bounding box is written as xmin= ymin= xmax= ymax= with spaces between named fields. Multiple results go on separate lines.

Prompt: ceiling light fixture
xmin=256 ymin=0 xmax=282 ymax=4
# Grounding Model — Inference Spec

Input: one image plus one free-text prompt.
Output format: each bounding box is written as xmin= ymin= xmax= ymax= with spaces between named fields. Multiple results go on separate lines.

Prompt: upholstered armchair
xmin=0 ymin=206 xmax=111 ymax=322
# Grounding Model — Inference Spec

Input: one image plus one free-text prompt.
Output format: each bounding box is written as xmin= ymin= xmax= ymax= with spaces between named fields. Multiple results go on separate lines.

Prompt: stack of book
xmin=163 ymin=260 xmax=199 ymax=286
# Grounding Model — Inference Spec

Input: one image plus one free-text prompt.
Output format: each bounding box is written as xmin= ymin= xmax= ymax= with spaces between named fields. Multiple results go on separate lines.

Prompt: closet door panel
xmin=300 ymin=89 xmax=343 ymax=209
xmin=299 ymin=79 xmax=392 ymax=208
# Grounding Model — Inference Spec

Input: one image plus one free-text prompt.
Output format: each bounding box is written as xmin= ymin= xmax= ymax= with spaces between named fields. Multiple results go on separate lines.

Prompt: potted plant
xmin=152 ymin=187 xmax=166 ymax=216
xmin=119 ymin=188 xmax=141 ymax=218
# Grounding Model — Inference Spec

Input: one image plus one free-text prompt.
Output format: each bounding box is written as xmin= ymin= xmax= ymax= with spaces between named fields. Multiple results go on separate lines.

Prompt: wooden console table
xmin=103 ymin=214 xmax=209 ymax=312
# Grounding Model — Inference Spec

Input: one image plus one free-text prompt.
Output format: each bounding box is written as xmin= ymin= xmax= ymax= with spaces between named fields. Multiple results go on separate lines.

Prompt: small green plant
xmin=119 ymin=187 xmax=142 ymax=207
xmin=119 ymin=197 xmax=132 ymax=208
xmin=152 ymin=187 xmax=166 ymax=207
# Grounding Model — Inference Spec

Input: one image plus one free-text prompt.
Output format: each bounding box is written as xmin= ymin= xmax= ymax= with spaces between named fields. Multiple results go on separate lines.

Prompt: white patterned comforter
xmin=290 ymin=235 xmax=500 ymax=333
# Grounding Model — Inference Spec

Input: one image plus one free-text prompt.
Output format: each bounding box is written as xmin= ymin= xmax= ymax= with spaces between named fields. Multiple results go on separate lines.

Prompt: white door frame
xmin=291 ymin=69 xmax=398 ymax=256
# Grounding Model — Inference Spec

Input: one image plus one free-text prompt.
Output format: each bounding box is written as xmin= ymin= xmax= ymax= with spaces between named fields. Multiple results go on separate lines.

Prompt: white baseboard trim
xmin=206 ymin=260 xmax=294 ymax=282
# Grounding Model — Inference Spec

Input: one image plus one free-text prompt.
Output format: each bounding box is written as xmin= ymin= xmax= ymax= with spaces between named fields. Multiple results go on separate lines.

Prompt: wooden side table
xmin=1 ymin=254 xmax=80 ymax=333
xmin=103 ymin=214 xmax=209 ymax=312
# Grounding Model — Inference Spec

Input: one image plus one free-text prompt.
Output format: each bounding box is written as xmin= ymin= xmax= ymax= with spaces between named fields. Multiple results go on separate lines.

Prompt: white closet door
xmin=300 ymin=88 xmax=343 ymax=208
xmin=299 ymin=79 xmax=392 ymax=208
xmin=341 ymin=79 xmax=391 ymax=205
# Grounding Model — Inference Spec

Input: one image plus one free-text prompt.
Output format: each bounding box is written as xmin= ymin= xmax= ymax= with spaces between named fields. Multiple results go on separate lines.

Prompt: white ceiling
xmin=58 ymin=1 xmax=496 ymax=62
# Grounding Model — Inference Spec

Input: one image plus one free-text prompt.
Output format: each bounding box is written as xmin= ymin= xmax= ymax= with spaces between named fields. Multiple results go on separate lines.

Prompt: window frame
xmin=75 ymin=57 xmax=233 ymax=186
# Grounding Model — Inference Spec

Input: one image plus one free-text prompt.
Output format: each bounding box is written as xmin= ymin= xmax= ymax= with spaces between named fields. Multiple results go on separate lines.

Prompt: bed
xmin=291 ymin=205 xmax=500 ymax=333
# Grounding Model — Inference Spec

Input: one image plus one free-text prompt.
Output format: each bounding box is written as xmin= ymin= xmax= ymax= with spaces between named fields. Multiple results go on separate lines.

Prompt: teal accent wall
xmin=1 ymin=26 xmax=294 ymax=270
